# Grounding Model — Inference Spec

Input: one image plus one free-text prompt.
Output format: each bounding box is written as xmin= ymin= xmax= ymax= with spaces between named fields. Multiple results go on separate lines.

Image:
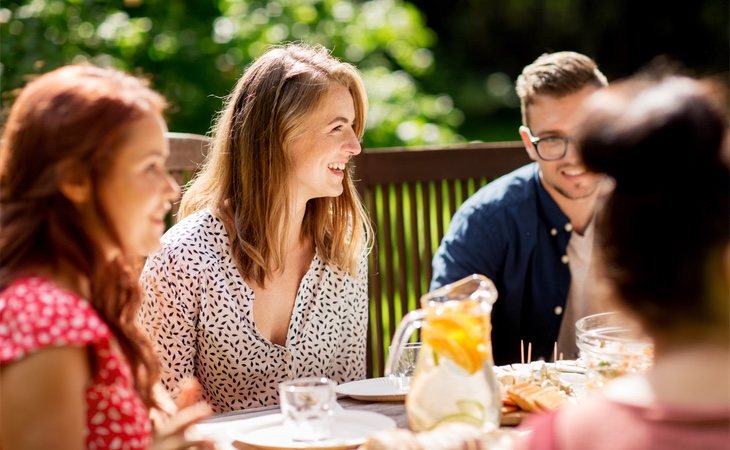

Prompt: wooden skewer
xmin=520 ymin=340 xmax=525 ymax=365
xmin=553 ymin=342 xmax=557 ymax=363
xmin=527 ymin=342 xmax=532 ymax=364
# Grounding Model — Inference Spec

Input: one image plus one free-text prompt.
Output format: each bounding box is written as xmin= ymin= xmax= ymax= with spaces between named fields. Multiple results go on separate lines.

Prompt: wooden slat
xmin=166 ymin=132 xmax=209 ymax=172
xmin=447 ymin=179 xmax=458 ymax=219
xmin=434 ymin=181 xmax=445 ymax=242
xmin=408 ymin=182 xmax=422 ymax=306
xmin=354 ymin=142 xmax=528 ymax=186
xmin=394 ymin=184 xmax=409 ymax=327
xmin=365 ymin=188 xmax=381 ymax=378
xmin=421 ymin=181 xmax=433 ymax=294
xmin=460 ymin=179 xmax=470 ymax=205
xmin=166 ymin=132 xmax=211 ymax=216
xmin=380 ymin=184 xmax=395 ymax=362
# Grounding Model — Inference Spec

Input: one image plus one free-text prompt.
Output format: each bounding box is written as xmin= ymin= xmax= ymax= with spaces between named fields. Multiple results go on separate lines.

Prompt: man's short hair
xmin=516 ymin=51 xmax=608 ymax=126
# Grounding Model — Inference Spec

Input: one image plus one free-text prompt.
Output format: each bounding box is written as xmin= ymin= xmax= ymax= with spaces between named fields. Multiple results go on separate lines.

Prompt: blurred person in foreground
xmin=0 ymin=65 xmax=212 ymax=450
xmin=431 ymin=52 xmax=611 ymax=364
xmin=139 ymin=43 xmax=373 ymax=412
xmin=517 ymin=74 xmax=730 ymax=449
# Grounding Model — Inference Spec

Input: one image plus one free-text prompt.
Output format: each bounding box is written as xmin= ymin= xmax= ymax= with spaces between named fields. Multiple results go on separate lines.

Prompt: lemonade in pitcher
xmin=386 ymin=274 xmax=501 ymax=432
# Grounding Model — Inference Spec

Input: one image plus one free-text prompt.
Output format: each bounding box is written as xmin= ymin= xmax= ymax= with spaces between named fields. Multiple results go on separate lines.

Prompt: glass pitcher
xmin=385 ymin=274 xmax=501 ymax=432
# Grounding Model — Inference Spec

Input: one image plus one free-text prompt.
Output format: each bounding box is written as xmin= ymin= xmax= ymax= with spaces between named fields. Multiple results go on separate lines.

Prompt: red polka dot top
xmin=0 ymin=276 xmax=152 ymax=450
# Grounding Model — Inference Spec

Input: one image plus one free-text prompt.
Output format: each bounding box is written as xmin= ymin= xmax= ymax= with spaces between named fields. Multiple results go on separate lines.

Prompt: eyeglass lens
xmin=535 ymin=137 xmax=569 ymax=160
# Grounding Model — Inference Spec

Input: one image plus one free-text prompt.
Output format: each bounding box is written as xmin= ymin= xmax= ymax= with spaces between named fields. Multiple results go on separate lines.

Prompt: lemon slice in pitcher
xmin=422 ymin=300 xmax=489 ymax=374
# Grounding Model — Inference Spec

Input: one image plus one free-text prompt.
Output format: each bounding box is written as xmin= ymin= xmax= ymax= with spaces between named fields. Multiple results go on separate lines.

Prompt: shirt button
xmin=554 ymin=305 xmax=563 ymax=315
xmin=550 ymin=228 xmax=557 ymax=236
xmin=564 ymin=223 xmax=573 ymax=232
xmin=561 ymin=255 xmax=569 ymax=264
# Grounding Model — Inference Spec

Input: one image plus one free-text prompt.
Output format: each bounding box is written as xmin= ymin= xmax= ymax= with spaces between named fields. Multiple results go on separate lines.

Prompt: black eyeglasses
xmin=525 ymin=128 xmax=571 ymax=161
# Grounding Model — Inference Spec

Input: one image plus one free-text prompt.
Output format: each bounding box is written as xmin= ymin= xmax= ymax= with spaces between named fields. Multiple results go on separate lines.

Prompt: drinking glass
xmin=387 ymin=341 xmax=421 ymax=392
xmin=279 ymin=377 xmax=336 ymax=441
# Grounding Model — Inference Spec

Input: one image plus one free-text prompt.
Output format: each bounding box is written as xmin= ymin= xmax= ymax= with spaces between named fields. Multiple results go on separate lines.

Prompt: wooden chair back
xmin=352 ymin=142 xmax=530 ymax=377
xmin=166 ymin=132 xmax=210 ymax=216
xmin=165 ymin=133 xmax=531 ymax=377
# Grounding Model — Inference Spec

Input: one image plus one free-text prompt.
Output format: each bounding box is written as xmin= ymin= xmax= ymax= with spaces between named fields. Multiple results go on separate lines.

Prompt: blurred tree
xmin=410 ymin=0 xmax=729 ymax=142
xmin=4 ymin=1 xmax=726 ymax=145
xmin=0 ymin=0 xmax=465 ymax=147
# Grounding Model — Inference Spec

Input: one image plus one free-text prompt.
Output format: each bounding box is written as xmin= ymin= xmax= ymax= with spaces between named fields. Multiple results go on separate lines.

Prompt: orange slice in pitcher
xmin=422 ymin=301 xmax=488 ymax=374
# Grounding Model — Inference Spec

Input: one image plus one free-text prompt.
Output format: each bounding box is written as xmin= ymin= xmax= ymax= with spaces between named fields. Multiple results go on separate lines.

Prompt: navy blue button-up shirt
xmin=431 ymin=163 xmax=573 ymax=365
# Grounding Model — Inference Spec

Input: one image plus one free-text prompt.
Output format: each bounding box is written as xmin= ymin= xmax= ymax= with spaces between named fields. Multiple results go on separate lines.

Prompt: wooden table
xmin=192 ymin=363 xmax=584 ymax=448
xmin=193 ymin=396 xmax=527 ymax=450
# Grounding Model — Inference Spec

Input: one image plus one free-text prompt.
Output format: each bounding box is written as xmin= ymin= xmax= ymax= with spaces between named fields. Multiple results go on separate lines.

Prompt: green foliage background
xmin=2 ymin=0 xmax=727 ymax=147
xmin=410 ymin=0 xmax=728 ymax=143
xmin=1 ymin=0 xmax=466 ymax=148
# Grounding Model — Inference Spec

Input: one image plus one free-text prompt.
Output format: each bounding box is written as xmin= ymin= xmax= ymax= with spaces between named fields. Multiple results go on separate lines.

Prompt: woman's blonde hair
xmin=180 ymin=43 xmax=372 ymax=285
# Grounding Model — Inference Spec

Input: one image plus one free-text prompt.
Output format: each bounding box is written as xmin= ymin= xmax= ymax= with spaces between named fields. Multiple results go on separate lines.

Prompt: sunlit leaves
xmin=1 ymin=0 xmax=463 ymax=147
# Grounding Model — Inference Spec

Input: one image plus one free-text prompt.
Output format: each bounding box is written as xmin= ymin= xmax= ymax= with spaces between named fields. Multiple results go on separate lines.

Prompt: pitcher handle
xmin=384 ymin=309 xmax=427 ymax=377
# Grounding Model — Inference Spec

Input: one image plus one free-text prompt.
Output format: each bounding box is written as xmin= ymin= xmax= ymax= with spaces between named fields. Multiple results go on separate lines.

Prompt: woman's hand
xmin=151 ymin=402 xmax=215 ymax=450
xmin=150 ymin=379 xmax=215 ymax=450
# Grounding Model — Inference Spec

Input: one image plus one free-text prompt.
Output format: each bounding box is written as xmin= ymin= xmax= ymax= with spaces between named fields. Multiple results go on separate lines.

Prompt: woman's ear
xmin=57 ymin=162 xmax=91 ymax=206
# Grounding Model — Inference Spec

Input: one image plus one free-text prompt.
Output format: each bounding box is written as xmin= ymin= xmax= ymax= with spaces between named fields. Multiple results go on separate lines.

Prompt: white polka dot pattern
xmin=139 ymin=210 xmax=368 ymax=412
xmin=0 ymin=277 xmax=152 ymax=449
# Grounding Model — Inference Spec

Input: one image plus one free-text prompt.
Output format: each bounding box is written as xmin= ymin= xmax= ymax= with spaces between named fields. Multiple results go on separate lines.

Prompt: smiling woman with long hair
xmin=0 ymin=65 xmax=209 ymax=450
xmin=139 ymin=43 xmax=373 ymax=412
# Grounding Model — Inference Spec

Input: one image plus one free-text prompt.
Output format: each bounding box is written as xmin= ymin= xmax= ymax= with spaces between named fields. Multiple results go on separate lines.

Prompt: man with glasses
xmin=431 ymin=52 xmax=609 ymax=365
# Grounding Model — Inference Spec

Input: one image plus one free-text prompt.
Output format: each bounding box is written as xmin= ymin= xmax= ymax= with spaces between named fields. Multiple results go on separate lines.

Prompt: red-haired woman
xmin=0 ymin=65 xmax=211 ymax=450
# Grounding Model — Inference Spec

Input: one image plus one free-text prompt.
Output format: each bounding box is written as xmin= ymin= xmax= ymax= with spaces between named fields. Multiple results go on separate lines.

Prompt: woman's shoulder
xmin=163 ymin=209 xmax=227 ymax=241
xmin=0 ymin=276 xmax=109 ymax=363
xmin=156 ymin=209 xmax=230 ymax=256
xmin=517 ymin=396 xmax=628 ymax=450
xmin=524 ymin=388 xmax=730 ymax=450
xmin=0 ymin=276 xmax=97 ymax=318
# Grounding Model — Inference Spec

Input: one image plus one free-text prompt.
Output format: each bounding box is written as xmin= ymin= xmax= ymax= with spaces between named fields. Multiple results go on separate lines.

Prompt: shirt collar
xmin=532 ymin=164 xmax=572 ymax=233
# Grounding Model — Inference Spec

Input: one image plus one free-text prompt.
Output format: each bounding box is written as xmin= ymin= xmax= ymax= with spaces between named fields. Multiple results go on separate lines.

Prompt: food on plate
xmin=492 ymin=361 xmax=579 ymax=423
xmin=507 ymin=382 xmax=566 ymax=413
xmin=495 ymin=361 xmax=576 ymax=396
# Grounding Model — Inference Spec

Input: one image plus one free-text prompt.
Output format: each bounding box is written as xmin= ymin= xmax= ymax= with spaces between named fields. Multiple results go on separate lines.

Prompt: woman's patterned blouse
xmin=139 ymin=210 xmax=368 ymax=412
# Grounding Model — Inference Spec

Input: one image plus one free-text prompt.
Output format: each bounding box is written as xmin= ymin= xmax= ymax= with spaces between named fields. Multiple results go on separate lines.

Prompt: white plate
xmin=231 ymin=410 xmax=396 ymax=450
xmin=335 ymin=377 xmax=407 ymax=402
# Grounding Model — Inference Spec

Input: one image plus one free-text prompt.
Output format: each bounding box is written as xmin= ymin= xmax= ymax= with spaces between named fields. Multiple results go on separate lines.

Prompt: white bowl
xmin=575 ymin=312 xmax=653 ymax=389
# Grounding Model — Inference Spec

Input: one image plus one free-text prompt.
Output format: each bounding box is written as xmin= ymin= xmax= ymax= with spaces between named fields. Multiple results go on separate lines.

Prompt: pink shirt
xmin=517 ymin=393 xmax=730 ymax=450
xmin=0 ymin=276 xmax=152 ymax=450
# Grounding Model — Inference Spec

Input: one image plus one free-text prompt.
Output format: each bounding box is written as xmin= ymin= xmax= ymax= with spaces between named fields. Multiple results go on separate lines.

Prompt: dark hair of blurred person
xmin=517 ymin=74 xmax=729 ymax=450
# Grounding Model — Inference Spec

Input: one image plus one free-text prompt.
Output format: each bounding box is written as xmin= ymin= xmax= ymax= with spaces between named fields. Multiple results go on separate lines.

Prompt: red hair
xmin=0 ymin=65 xmax=166 ymax=408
